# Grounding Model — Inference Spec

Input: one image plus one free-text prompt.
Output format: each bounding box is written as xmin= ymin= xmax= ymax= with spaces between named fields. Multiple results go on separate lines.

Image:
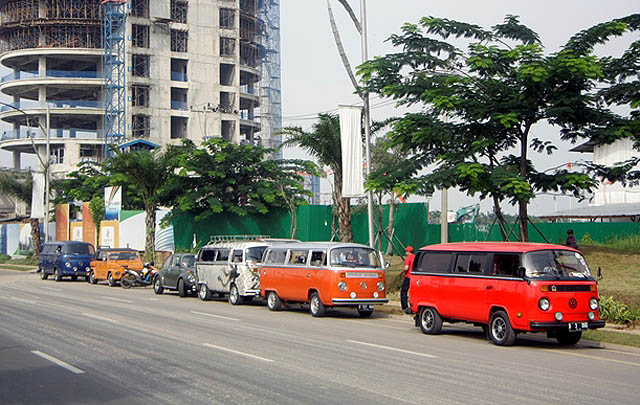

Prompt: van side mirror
xmin=597 ymin=267 xmax=602 ymax=280
xmin=517 ymin=267 xmax=526 ymax=279
xmin=384 ymin=262 xmax=391 ymax=270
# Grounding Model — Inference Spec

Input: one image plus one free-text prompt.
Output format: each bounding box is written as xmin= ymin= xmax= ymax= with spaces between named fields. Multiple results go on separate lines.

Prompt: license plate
xmin=568 ymin=322 xmax=588 ymax=332
xmin=358 ymin=304 xmax=373 ymax=311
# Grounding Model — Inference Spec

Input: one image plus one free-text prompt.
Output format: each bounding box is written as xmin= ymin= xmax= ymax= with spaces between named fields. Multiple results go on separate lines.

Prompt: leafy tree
xmin=164 ymin=139 xmax=313 ymax=232
xmin=88 ymin=195 xmax=105 ymax=242
xmin=0 ymin=171 xmax=42 ymax=258
xmin=102 ymin=146 xmax=185 ymax=261
xmin=359 ymin=14 xmax=640 ymax=241
xmin=280 ymin=113 xmax=354 ymax=242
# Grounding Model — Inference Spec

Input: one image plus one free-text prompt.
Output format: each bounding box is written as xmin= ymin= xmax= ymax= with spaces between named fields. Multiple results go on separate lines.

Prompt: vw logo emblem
xmin=360 ymin=282 xmax=367 ymax=289
xmin=568 ymin=298 xmax=578 ymax=309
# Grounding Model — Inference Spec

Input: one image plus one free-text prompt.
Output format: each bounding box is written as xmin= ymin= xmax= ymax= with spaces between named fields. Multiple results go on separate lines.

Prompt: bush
xmin=0 ymin=253 xmax=10 ymax=262
xmin=599 ymin=296 xmax=640 ymax=325
xmin=580 ymin=232 xmax=598 ymax=247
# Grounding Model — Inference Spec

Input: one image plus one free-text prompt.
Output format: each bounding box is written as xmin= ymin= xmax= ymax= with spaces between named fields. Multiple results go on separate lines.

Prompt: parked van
xmin=409 ymin=242 xmax=605 ymax=346
xmin=89 ymin=247 xmax=144 ymax=286
xmin=196 ymin=238 xmax=290 ymax=304
xmin=260 ymin=242 xmax=388 ymax=317
xmin=39 ymin=241 xmax=95 ymax=281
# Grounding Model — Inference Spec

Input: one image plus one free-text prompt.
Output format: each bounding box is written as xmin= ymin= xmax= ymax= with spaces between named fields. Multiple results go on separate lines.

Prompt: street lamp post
xmin=360 ymin=0 xmax=375 ymax=248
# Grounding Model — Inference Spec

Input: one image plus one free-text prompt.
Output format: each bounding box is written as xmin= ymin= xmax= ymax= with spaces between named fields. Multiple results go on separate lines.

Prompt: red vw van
xmin=260 ymin=242 xmax=388 ymax=317
xmin=409 ymin=242 xmax=605 ymax=346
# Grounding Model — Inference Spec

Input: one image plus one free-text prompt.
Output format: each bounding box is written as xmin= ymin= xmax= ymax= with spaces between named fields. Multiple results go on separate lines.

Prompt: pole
xmin=44 ymin=105 xmax=50 ymax=242
xmin=360 ymin=0 xmax=375 ymax=247
xmin=441 ymin=188 xmax=448 ymax=243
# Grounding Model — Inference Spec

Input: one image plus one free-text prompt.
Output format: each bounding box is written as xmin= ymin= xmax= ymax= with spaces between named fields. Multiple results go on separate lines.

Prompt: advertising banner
xmin=104 ymin=186 xmax=122 ymax=221
xmin=339 ymin=105 xmax=365 ymax=197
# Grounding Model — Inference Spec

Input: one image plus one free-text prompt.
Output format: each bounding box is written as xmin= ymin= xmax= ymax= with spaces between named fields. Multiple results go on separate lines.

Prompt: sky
xmin=1 ymin=1 xmax=637 ymax=216
xmin=279 ymin=0 xmax=638 ymax=215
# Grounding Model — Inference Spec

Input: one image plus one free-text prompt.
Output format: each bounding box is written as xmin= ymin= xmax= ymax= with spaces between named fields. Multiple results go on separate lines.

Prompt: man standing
xmin=401 ymin=246 xmax=416 ymax=314
xmin=565 ymin=229 xmax=578 ymax=249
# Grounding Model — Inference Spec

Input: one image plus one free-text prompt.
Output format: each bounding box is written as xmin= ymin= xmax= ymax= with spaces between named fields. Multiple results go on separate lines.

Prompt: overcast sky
xmin=279 ymin=0 xmax=638 ymax=215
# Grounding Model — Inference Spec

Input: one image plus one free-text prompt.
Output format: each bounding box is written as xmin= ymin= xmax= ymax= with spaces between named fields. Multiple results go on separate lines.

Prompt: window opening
xmin=171 ymin=29 xmax=188 ymax=53
xmin=220 ymin=8 xmax=235 ymax=28
xmin=220 ymin=37 xmax=235 ymax=57
xmin=132 ymin=54 xmax=150 ymax=77
xmin=131 ymin=24 xmax=149 ymax=48
xmin=171 ymin=0 xmax=188 ymax=23
xmin=131 ymin=85 xmax=149 ymax=107
xmin=132 ymin=114 xmax=150 ymax=138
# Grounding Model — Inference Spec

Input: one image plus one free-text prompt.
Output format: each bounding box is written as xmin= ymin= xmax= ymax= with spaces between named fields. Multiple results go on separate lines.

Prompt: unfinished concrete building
xmin=0 ymin=0 xmax=274 ymax=177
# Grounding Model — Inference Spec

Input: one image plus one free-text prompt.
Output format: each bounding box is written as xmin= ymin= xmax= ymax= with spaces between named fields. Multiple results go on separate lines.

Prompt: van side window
xmin=288 ymin=250 xmax=309 ymax=265
xmin=415 ymin=252 xmax=452 ymax=273
xmin=216 ymin=249 xmax=230 ymax=262
xmin=200 ymin=249 xmax=216 ymax=262
xmin=97 ymin=251 xmax=107 ymax=261
xmin=310 ymin=251 xmax=326 ymax=266
xmin=492 ymin=254 xmax=521 ymax=277
xmin=454 ymin=254 xmax=487 ymax=273
xmin=266 ymin=249 xmax=287 ymax=264
xmin=231 ymin=249 xmax=243 ymax=263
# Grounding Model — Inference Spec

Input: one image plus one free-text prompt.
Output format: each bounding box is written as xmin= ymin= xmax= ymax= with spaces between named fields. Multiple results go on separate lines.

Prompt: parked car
xmin=153 ymin=253 xmax=197 ymax=297
xmin=260 ymin=242 xmax=389 ymax=317
xmin=409 ymin=242 xmax=605 ymax=346
xmin=88 ymin=247 xmax=144 ymax=286
xmin=196 ymin=238 xmax=295 ymax=304
xmin=39 ymin=241 xmax=95 ymax=281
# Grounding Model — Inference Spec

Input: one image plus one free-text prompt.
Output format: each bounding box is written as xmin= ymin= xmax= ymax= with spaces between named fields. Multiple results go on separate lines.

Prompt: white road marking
xmin=346 ymin=340 xmax=437 ymax=358
xmin=82 ymin=313 xmax=118 ymax=323
xmin=0 ymin=295 xmax=37 ymax=304
xmin=40 ymin=286 xmax=62 ymax=292
xmin=148 ymin=298 xmax=159 ymax=301
xmin=191 ymin=311 xmax=240 ymax=321
xmin=99 ymin=296 xmax=132 ymax=303
xmin=31 ymin=350 xmax=85 ymax=374
xmin=202 ymin=343 xmax=274 ymax=362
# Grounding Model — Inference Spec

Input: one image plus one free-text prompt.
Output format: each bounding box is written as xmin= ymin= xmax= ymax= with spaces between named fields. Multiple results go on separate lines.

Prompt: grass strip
xmin=0 ymin=265 xmax=37 ymax=272
xmin=583 ymin=329 xmax=640 ymax=348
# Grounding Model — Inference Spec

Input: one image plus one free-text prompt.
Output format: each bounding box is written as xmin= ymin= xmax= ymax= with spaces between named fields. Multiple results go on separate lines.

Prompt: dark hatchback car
xmin=39 ymin=241 xmax=95 ymax=281
xmin=153 ymin=253 xmax=197 ymax=297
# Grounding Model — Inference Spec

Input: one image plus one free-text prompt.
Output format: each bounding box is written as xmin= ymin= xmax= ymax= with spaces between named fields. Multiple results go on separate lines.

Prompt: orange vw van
xmin=260 ymin=242 xmax=388 ymax=317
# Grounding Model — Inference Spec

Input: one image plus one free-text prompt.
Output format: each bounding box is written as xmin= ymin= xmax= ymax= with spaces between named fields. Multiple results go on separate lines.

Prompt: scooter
xmin=120 ymin=263 xmax=157 ymax=289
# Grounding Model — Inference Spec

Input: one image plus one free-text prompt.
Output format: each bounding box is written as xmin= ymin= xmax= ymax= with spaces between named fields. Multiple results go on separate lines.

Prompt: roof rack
xmin=207 ymin=235 xmax=271 ymax=244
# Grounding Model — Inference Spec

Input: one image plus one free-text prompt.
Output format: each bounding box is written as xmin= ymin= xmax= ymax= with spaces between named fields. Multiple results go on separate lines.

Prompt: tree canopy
xmin=358 ymin=14 xmax=640 ymax=240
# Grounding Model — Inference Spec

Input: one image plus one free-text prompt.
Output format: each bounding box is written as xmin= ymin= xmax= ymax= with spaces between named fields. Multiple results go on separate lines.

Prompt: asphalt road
xmin=1 ymin=269 xmax=639 ymax=405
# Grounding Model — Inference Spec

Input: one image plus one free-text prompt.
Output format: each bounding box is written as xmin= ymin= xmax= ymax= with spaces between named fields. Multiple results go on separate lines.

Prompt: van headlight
xmin=589 ymin=298 xmax=599 ymax=310
xmin=338 ymin=281 xmax=347 ymax=291
xmin=65 ymin=262 xmax=71 ymax=268
xmin=377 ymin=281 xmax=385 ymax=291
xmin=538 ymin=298 xmax=550 ymax=311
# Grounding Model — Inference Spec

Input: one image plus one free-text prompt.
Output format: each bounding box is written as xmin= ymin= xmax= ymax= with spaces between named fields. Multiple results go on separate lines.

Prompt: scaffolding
xmin=258 ymin=0 xmax=282 ymax=157
xmin=103 ymin=0 xmax=127 ymax=156
xmin=170 ymin=28 xmax=188 ymax=53
xmin=170 ymin=0 xmax=187 ymax=24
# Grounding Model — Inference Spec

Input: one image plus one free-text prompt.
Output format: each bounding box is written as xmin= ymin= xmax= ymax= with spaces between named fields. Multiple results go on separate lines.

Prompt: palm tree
xmin=280 ymin=113 xmax=353 ymax=242
xmin=0 ymin=171 xmax=42 ymax=258
xmin=102 ymin=146 xmax=183 ymax=261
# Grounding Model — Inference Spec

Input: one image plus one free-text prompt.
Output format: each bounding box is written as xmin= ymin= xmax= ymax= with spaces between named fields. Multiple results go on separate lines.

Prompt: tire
xmin=40 ymin=269 xmax=48 ymax=280
xmin=556 ymin=331 xmax=582 ymax=346
xmin=89 ymin=271 xmax=97 ymax=284
xmin=54 ymin=268 xmax=62 ymax=282
xmin=121 ymin=275 xmax=134 ymax=289
xmin=266 ymin=291 xmax=282 ymax=311
xmin=153 ymin=277 xmax=164 ymax=294
xmin=71 ymin=275 xmax=77 ymax=281
xmin=309 ymin=292 xmax=326 ymax=317
xmin=178 ymin=279 xmax=187 ymax=298
xmin=198 ymin=284 xmax=212 ymax=301
xmin=358 ymin=309 xmax=374 ymax=318
xmin=107 ymin=273 xmax=117 ymax=287
xmin=489 ymin=310 xmax=516 ymax=346
xmin=418 ymin=307 xmax=443 ymax=335
xmin=228 ymin=284 xmax=244 ymax=305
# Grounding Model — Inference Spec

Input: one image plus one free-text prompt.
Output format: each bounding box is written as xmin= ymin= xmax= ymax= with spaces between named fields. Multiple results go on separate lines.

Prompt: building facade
xmin=0 ymin=0 xmax=278 ymax=178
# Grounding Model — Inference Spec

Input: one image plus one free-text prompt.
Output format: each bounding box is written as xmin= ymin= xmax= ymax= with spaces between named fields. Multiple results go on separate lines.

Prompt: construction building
xmin=0 ymin=0 xmax=282 ymax=177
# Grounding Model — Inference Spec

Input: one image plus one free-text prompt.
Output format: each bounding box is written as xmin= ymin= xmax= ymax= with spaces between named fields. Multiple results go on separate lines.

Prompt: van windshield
xmin=330 ymin=247 xmax=381 ymax=268
xmin=109 ymin=252 xmax=139 ymax=261
xmin=523 ymin=250 xmax=593 ymax=280
xmin=63 ymin=244 xmax=94 ymax=255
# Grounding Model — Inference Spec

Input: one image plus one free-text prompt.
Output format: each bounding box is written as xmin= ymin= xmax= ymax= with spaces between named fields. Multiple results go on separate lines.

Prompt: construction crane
xmin=102 ymin=0 xmax=128 ymax=158
xmin=452 ymin=204 xmax=480 ymax=224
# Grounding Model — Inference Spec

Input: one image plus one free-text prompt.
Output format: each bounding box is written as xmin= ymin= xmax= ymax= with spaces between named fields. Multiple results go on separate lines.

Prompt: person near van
xmin=565 ymin=229 xmax=578 ymax=249
xmin=401 ymin=246 xmax=416 ymax=314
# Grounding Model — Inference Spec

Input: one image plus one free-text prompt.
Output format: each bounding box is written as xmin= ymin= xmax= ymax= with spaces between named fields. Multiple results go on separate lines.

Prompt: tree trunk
xmin=290 ymin=203 xmax=298 ymax=240
xmin=492 ymin=195 xmax=508 ymax=241
xmin=375 ymin=192 xmax=384 ymax=252
xmin=334 ymin=173 xmax=353 ymax=242
xmin=385 ymin=196 xmax=396 ymax=255
xmin=145 ymin=203 xmax=156 ymax=262
xmin=30 ymin=218 xmax=42 ymax=259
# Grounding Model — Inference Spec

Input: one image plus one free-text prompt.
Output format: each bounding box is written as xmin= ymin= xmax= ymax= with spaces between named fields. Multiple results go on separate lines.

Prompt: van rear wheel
xmin=419 ymin=307 xmax=443 ymax=335
xmin=40 ymin=269 xmax=48 ymax=280
xmin=198 ymin=284 xmax=212 ymax=301
xmin=107 ymin=273 xmax=117 ymax=287
xmin=309 ymin=293 xmax=325 ymax=317
xmin=556 ymin=331 xmax=582 ymax=346
xmin=266 ymin=291 xmax=282 ymax=311
xmin=489 ymin=310 xmax=516 ymax=346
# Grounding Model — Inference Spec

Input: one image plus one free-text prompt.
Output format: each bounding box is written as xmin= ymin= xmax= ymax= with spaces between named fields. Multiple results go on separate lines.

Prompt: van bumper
xmin=530 ymin=320 xmax=606 ymax=330
xmin=331 ymin=298 xmax=389 ymax=306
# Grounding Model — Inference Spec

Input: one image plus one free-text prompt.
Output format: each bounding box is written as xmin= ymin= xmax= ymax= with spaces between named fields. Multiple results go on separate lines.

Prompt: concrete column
xmin=12 ymin=151 xmax=21 ymax=170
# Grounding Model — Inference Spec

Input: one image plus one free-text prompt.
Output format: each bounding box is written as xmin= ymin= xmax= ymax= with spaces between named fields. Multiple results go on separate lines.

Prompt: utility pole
xmin=440 ymin=188 xmax=448 ymax=243
xmin=44 ymin=105 xmax=50 ymax=242
xmin=360 ymin=0 xmax=375 ymax=247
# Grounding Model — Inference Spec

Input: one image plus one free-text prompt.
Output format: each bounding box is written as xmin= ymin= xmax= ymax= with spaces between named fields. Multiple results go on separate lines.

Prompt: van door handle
xmin=486 ymin=286 xmax=493 ymax=290
xmin=306 ymin=274 xmax=311 ymax=278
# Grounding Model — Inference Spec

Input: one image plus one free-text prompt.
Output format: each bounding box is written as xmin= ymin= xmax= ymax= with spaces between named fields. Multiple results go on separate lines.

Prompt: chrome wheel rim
xmin=154 ymin=279 xmax=160 ymax=292
xmin=267 ymin=292 xmax=275 ymax=308
xmin=230 ymin=286 xmax=238 ymax=303
xmin=199 ymin=285 xmax=207 ymax=299
xmin=310 ymin=296 xmax=319 ymax=314
xmin=492 ymin=317 xmax=507 ymax=341
xmin=422 ymin=309 xmax=434 ymax=330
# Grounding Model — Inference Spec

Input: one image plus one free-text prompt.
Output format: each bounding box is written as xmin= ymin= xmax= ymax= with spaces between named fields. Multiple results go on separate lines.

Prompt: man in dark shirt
xmin=400 ymin=246 xmax=416 ymax=314
xmin=565 ymin=229 xmax=578 ymax=249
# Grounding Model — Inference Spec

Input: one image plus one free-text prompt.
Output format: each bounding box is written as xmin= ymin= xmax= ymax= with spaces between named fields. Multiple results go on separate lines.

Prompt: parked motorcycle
xmin=121 ymin=263 xmax=157 ymax=289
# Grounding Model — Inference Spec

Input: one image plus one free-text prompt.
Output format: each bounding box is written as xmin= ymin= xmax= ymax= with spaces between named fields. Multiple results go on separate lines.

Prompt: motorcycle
xmin=120 ymin=263 xmax=157 ymax=289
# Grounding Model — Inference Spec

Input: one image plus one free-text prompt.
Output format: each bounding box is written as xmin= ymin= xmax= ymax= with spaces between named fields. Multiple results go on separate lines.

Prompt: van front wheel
xmin=419 ymin=307 xmax=443 ymax=335
xmin=229 ymin=284 xmax=244 ymax=305
xmin=266 ymin=291 xmax=282 ymax=311
xmin=556 ymin=331 xmax=582 ymax=346
xmin=489 ymin=310 xmax=516 ymax=346
xmin=40 ymin=269 xmax=48 ymax=280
